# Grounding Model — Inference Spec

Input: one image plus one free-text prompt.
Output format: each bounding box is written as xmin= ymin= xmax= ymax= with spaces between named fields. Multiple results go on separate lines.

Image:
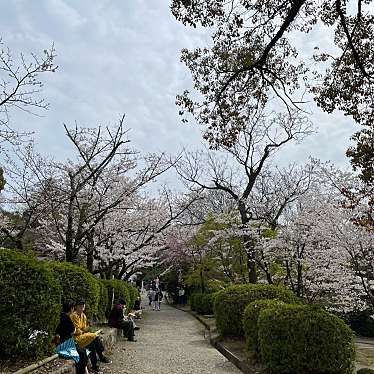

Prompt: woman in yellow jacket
xmin=71 ymin=300 xmax=111 ymax=372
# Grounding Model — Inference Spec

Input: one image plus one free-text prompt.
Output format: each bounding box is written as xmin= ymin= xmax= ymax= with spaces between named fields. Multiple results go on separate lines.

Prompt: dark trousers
xmin=76 ymin=345 xmax=88 ymax=374
xmin=116 ymin=320 xmax=135 ymax=339
xmin=86 ymin=337 xmax=105 ymax=369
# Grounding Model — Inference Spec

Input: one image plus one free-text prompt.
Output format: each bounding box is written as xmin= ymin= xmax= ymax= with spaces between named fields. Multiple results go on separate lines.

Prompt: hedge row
xmin=0 ymin=248 xmax=138 ymax=360
xmin=213 ymin=284 xmax=356 ymax=374
xmin=213 ymin=284 xmax=299 ymax=337
xmin=101 ymin=279 xmax=139 ymax=316
xmin=190 ymin=293 xmax=217 ymax=315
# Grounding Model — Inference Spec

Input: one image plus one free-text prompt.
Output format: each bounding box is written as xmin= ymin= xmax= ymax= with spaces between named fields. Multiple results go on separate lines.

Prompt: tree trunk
xmin=86 ymin=233 xmax=95 ymax=272
xmin=238 ymin=201 xmax=257 ymax=283
xmin=246 ymin=246 xmax=257 ymax=284
xmin=200 ymin=268 xmax=205 ymax=293
xmin=65 ymin=178 xmax=76 ymax=263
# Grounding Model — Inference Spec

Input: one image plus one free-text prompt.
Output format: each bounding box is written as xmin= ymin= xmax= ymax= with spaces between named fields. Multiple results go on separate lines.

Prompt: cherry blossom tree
xmin=171 ymin=0 xmax=374 ymax=164
xmin=175 ymin=109 xmax=313 ymax=283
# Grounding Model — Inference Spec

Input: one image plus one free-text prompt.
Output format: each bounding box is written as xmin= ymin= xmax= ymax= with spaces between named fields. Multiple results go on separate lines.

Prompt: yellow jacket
xmin=71 ymin=311 xmax=97 ymax=348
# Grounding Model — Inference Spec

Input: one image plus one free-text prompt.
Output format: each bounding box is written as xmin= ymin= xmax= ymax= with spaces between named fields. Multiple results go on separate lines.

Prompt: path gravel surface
xmin=101 ymin=300 xmax=241 ymax=374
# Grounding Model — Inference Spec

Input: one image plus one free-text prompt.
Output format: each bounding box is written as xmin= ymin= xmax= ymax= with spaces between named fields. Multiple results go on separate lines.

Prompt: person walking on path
xmin=148 ymin=286 xmax=156 ymax=309
xmin=108 ymin=298 xmax=137 ymax=342
xmin=153 ymin=287 xmax=163 ymax=311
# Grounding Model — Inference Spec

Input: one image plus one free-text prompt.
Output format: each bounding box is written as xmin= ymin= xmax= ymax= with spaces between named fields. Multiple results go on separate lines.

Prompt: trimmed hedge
xmin=258 ymin=304 xmax=355 ymax=374
xmin=97 ymin=280 xmax=109 ymax=321
xmin=0 ymin=248 xmax=62 ymax=359
xmin=101 ymin=279 xmax=137 ymax=315
xmin=243 ymin=299 xmax=285 ymax=356
xmin=128 ymin=285 xmax=139 ymax=310
xmin=344 ymin=309 xmax=374 ymax=337
xmin=47 ymin=261 xmax=100 ymax=319
xmin=190 ymin=293 xmax=217 ymax=315
xmin=190 ymin=293 xmax=198 ymax=311
xmin=214 ymin=284 xmax=299 ymax=337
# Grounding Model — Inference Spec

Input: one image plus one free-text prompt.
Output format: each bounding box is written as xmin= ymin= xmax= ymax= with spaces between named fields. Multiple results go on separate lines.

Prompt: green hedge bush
xmin=344 ymin=309 xmax=374 ymax=337
xmin=243 ymin=299 xmax=285 ymax=356
xmin=357 ymin=369 xmax=374 ymax=374
xmin=190 ymin=293 xmax=198 ymax=311
xmin=47 ymin=261 xmax=100 ymax=319
xmin=0 ymin=248 xmax=62 ymax=359
xmin=190 ymin=293 xmax=217 ymax=315
xmin=97 ymin=280 xmax=109 ymax=321
xmin=214 ymin=284 xmax=299 ymax=337
xmin=101 ymin=279 xmax=135 ymax=315
xmin=128 ymin=284 xmax=139 ymax=310
xmin=258 ymin=304 xmax=355 ymax=374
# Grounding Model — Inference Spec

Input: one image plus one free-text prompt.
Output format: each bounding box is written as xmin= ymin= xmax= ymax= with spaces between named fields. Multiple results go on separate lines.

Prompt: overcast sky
xmin=0 ymin=0 xmax=360 ymax=174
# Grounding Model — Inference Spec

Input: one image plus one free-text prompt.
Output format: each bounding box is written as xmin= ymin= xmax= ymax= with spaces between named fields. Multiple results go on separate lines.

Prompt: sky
xmin=0 ymin=0 xmax=360 ymax=176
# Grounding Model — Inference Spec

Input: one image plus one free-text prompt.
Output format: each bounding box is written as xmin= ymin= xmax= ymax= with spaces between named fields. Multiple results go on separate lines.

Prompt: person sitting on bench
xmin=71 ymin=300 xmax=111 ymax=372
xmin=108 ymin=298 xmax=136 ymax=342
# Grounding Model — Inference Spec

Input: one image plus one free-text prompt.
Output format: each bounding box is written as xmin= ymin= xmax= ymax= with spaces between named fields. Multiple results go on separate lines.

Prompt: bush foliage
xmin=97 ymin=280 xmax=109 ymax=321
xmin=243 ymin=299 xmax=285 ymax=356
xmin=213 ymin=284 xmax=299 ymax=337
xmin=258 ymin=304 xmax=355 ymax=374
xmin=357 ymin=369 xmax=374 ymax=374
xmin=344 ymin=309 xmax=374 ymax=337
xmin=0 ymin=249 xmax=62 ymax=359
xmin=0 ymin=248 xmax=137 ymax=359
xmin=190 ymin=292 xmax=217 ymax=315
xmin=47 ymin=261 xmax=100 ymax=318
xmin=101 ymin=279 xmax=137 ymax=315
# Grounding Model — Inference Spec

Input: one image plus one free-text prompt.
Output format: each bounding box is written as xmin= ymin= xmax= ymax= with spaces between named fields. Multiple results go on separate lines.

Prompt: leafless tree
xmin=0 ymin=39 xmax=56 ymax=144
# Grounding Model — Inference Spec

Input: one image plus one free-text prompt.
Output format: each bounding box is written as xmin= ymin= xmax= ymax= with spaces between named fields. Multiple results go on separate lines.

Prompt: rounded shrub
xmin=127 ymin=285 xmax=139 ymax=310
xmin=258 ymin=304 xmax=355 ymax=374
xmin=0 ymin=248 xmax=62 ymax=359
xmin=190 ymin=293 xmax=198 ymax=311
xmin=191 ymin=293 xmax=218 ymax=315
xmin=214 ymin=284 xmax=299 ymax=337
xmin=47 ymin=261 xmax=100 ymax=319
xmin=97 ymin=280 xmax=109 ymax=321
xmin=101 ymin=279 xmax=132 ymax=315
xmin=344 ymin=309 xmax=374 ymax=337
xmin=243 ymin=299 xmax=285 ymax=356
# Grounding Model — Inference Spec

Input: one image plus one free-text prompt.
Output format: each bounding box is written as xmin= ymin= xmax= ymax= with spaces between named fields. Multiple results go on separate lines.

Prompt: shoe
xmin=128 ymin=337 xmax=137 ymax=342
xmin=89 ymin=367 xmax=103 ymax=373
xmin=99 ymin=356 xmax=111 ymax=364
xmin=134 ymin=326 xmax=140 ymax=330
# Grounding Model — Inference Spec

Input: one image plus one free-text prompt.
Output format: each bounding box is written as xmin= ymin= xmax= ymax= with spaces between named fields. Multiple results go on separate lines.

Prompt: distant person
xmin=148 ymin=287 xmax=155 ymax=308
xmin=55 ymin=300 xmax=89 ymax=374
xmin=108 ymin=298 xmax=137 ymax=341
xmin=178 ymin=287 xmax=186 ymax=305
xmin=153 ymin=287 xmax=163 ymax=311
xmin=71 ymin=300 xmax=111 ymax=372
xmin=132 ymin=296 xmax=142 ymax=319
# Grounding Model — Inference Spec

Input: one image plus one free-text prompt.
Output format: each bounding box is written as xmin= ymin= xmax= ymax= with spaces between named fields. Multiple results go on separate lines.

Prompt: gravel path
xmin=101 ymin=301 xmax=241 ymax=374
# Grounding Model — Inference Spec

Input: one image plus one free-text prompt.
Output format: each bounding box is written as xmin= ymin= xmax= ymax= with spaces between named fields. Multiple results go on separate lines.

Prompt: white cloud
xmin=0 ymin=0 xmax=358 ymax=171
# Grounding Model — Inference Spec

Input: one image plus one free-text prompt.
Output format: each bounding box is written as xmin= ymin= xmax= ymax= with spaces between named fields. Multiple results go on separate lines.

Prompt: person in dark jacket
xmin=108 ymin=298 xmax=136 ymax=341
xmin=55 ymin=300 xmax=89 ymax=374
xmin=153 ymin=287 xmax=163 ymax=311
